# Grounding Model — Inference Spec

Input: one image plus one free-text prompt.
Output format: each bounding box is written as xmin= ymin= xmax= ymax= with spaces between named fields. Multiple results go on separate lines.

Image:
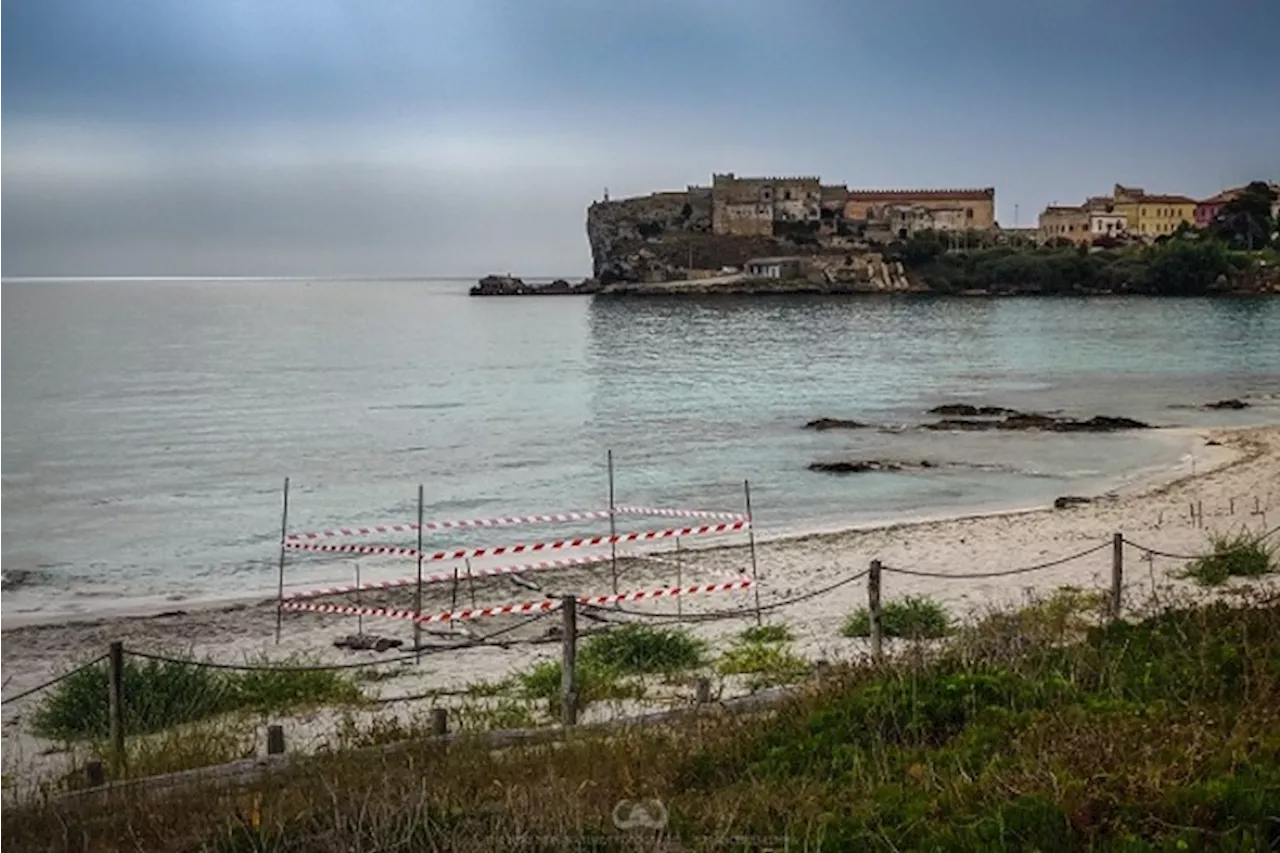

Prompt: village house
xmin=1037 ymin=206 xmax=1091 ymax=244
xmin=744 ymin=256 xmax=804 ymax=279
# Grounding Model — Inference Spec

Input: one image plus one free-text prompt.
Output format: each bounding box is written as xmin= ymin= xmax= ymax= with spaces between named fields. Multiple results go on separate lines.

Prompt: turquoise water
xmin=3 ymin=280 xmax=1279 ymax=616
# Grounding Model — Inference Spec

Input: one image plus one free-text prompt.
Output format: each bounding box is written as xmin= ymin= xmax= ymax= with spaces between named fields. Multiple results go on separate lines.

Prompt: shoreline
xmin=0 ymin=423 xmax=1255 ymax=635
xmin=3 ymin=425 xmax=1277 ymax=783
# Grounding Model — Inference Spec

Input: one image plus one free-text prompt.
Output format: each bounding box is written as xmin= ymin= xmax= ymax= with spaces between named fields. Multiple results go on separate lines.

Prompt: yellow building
xmin=1111 ymin=184 xmax=1196 ymax=239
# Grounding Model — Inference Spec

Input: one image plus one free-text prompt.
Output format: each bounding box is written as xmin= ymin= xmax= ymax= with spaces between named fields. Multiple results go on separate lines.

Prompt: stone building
xmin=1110 ymin=184 xmax=1196 ymax=239
xmin=843 ymin=188 xmax=996 ymax=230
xmin=1038 ymin=206 xmax=1091 ymax=244
xmin=711 ymin=173 xmax=824 ymax=235
xmin=745 ymin=256 xmax=804 ymax=279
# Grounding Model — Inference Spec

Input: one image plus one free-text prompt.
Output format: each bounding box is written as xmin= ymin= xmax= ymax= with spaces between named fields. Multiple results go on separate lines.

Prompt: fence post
xmin=560 ymin=596 xmax=578 ymax=726
xmin=267 ymin=724 xmax=285 ymax=755
xmin=84 ymin=760 xmax=105 ymax=788
xmin=430 ymin=708 xmax=448 ymax=736
xmin=107 ymin=641 xmax=125 ymax=773
xmin=694 ymin=677 xmax=712 ymax=705
xmin=868 ymin=560 xmax=884 ymax=665
xmin=1110 ymin=533 xmax=1123 ymax=621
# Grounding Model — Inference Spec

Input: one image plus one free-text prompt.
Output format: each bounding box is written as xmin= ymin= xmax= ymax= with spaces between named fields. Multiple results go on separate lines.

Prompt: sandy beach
xmin=3 ymin=424 xmax=1278 ymax=781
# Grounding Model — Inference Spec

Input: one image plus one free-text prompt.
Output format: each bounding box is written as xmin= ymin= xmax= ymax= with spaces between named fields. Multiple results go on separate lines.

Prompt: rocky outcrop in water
xmin=928 ymin=404 xmax=1019 ymax=417
xmin=1205 ymin=398 xmax=1249 ymax=410
xmin=809 ymin=459 xmax=936 ymax=474
xmin=923 ymin=410 xmax=1149 ymax=432
xmin=470 ymin=275 xmax=602 ymax=296
xmin=804 ymin=418 xmax=868 ymax=431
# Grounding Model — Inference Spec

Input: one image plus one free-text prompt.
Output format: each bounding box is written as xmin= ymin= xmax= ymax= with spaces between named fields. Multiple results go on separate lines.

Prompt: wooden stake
xmin=560 ymin=596 xmax=578 ymax=726
xmin=1110 ymin=532 xmax=1123 ymax=621
xmin=868 ymin=561 xmax=883 ymax=665
xmin=266 ymin=725 xmax=285 ymax=756
xmin=608 ymin=450 xmax=618 ymax=595
xmin=108 ymin=641 xmax=125 ymax=772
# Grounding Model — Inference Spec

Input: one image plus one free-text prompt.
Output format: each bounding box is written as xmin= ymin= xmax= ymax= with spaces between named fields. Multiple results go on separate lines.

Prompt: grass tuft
xmin=1178 ymin=529 xmax=1275 ymax=586
xmin=31 ymin=655 xmax=362 ymax=741
xmin=738 ymin=623 xmax=794 ymax=644
xmin=841 ymin=595 xmax=953 ymax=639
xmin=578 ymin=623 xmax=706 ymax=676
xmin=715 ymin=642 xmax=811 ymax=690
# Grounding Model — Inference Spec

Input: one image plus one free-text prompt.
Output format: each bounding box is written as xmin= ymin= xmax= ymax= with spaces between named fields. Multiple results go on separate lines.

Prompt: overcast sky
xmin=4 ymin=0 xmax=1279 ymax=279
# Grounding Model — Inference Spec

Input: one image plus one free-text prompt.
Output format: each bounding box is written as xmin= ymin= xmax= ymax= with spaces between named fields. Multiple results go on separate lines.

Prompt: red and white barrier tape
xmin=285 ymin=552 xmax=619 ymax=601
xmin=285 ymin=506 xmax=748 ymax=541
xmin=284 ymin=520 xmax=749 ymax=562
xmin=613 ymin=506 xmax=748 ymax=522
xmin=279 ymin=578 xmax=755 ymax=624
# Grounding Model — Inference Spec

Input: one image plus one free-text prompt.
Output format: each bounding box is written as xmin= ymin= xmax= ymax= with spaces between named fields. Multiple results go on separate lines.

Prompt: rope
xmin=880 ymin=540 xmax=1112 ymax=579
xmin=124 ymin=611 xmax=554 ymax=673
xmin=586 ymin=570 xmax=870 ymax=622
xmin=1122 ymin=524 xmax=1280 ymax=561
xmin=1 ymin=654 xmax=109 ymax=704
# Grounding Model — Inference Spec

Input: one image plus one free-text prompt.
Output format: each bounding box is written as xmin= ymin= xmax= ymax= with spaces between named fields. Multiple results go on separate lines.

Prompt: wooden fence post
xmin=694 ymin=677 xmax=712 ymax=705
xmin=108 ymin=641 xmax=125 ymax=773
xmin=868 ymin=560 xmax=884 ymax=665
xmin=267 ymin=724 xmax=285 ymax=755
xmin=560 ymin=596 xmax=578 ymax=726
xmin=1110 ymin=533 xmax=1123 ymax=621
xmin=430 ymin=708 xmax=448 ymax=736
xmin=84 ymin=761 xmax=105 ymax=788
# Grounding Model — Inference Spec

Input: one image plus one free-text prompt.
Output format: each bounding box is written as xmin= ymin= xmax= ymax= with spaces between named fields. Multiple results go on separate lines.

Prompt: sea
xmin=3 ymin=278 xmax=1280 ymax=620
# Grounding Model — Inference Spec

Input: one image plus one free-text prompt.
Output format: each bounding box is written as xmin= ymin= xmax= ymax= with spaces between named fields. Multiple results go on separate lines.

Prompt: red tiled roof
xmin=845 ymin=188 xmax=994 ymax=201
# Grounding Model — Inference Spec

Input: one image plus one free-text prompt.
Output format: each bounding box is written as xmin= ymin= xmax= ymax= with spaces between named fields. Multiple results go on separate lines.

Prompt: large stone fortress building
xmin=703 ymin=173 xmax=996 ymax=236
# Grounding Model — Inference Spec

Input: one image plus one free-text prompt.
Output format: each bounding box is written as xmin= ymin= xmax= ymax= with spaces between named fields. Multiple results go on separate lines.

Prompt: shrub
xmin=715 ymin=642 xmax=811 ymax=689
xmin=32 ymin=655 xmax=362 ymax=740
xmin=842 ymin=596 xmax=953 ymax=639
xmin=515 ymin=659 xmax=643 ymax=707
xmin=578 ymin=624 xmax=705 ymax=676
xmin=738 ymin=623 xmax=794 ymax=644
xmin=1178 ymin=530 xmax=1275 ymax=586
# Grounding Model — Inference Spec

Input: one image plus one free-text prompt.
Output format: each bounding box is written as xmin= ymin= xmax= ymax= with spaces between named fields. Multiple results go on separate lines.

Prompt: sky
xmin=3 ymin=0 xmax=1279 ymax=279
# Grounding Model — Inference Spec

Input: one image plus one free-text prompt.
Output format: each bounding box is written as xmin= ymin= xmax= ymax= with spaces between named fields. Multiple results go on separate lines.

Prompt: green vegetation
xmin=578 ymin=623 xmax=706 ymax=676
xmin=842 ymin=595 xmax=954 ymax=639
xmin=32 ymin=655 xmax=362 ymax=741
xmin=889 ymin=232 xmax=1264 ymax=296
xmin=715 ymin=640 xmax=811 ymax=690
xmin=1178 ymin=529 xmax=1276 ymax=586
xmin=738 ymin=622 xmax=794 ymax=644
xmin=515 ymin=624 xmax=705 ymax=708
xmin=10 ymin=594 xmax=1278 ymax=852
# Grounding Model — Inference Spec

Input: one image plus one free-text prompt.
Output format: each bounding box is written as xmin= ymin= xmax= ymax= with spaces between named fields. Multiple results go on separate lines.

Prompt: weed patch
xmin=31 ymin=655 xmax=362 ymax=740
xmin=738 ymin=623 xmax=793 ymax=644
xmin=842 ymin=595 xmax=953 ymax=639
xmin=1178 ymin=530 xmax=1275 ymax=585
xmin=578 ymin=623 xmax=705 ymax=675
xmin=715 ymin=642 xmax=811 ymax=689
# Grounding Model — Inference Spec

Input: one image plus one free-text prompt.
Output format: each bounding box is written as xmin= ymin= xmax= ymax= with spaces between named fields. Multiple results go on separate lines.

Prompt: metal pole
xmin=676 ymin=537 xmax=683 ymax=618
xmin=608 ymin=449 xmax=618 ymax=595
xmin=1110 ymin=533 xmax=1123 ymax=622
xmin=466 ymin=558 xmax=477 ymax=608
xmin=355 ymin=562 xmax=363 ymax=637
xmin=415 ymin=484 xmax=424 ymax=660
xmin=275 ymin=477 xmax=290 ymax=645
xmin=560 ymin=596 xmax=578 ymax=726
xmin=451 ymin=566 xmax=460 ymax=631
xmin=744 ymin=479 xmax=762 ymax=627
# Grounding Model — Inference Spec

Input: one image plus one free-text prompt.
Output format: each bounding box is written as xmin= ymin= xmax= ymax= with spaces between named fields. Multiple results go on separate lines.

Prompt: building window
xmin=966 ymin=208 xmax=974 ymax=219
xmin=1141 ymin=208 xmax=1146 ymax=216
xmin=784 ymin=190 xmax=792 ymax=201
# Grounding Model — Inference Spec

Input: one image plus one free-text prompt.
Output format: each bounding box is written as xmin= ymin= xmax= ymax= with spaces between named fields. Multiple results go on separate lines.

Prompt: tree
xmin=1211 ymin=181 xmax=1277 ymax=250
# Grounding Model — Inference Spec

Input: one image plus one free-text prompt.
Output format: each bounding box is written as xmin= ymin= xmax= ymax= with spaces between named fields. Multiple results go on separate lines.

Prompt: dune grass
xmin=7 ymin=593 xmax=1280 ymax=851
xmin=1178 ymin=529 xmax=1276 ymax=586
xmin=31 ymin=654 xmax=363 ymax=741
xmin=841 ymin=595 xmax=954 ymax=639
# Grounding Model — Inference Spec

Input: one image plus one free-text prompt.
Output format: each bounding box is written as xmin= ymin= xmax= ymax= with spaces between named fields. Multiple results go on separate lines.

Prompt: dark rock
xmin=1205 ymin=439 xmax=1223 ymax=446
xmin=928 ymin=404 xmax=1019 ymax=417
xmin=470 ymin=274 xmax=602 ymax=296
xmin=1054 ymin=496 xmax=1092 ymax=509
xmin=920 ymin=460 xmax=936 ymax=468
xmin=808 ymin=459 xmax=919 ymax=474
xmin=1205 ymin=399 xmax=1249 ymax=410
xmin=804 ymin=417 xmax=868 ymax=431
xmin=926 ymin=413 xmax=1150 ymax=433
xmin=334 ymin=634 xmax=404 ymax=652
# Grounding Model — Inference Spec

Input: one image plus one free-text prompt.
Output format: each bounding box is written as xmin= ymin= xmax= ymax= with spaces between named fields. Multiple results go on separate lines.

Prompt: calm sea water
xmin=4 ymin=279 xmax=1279 ymax=617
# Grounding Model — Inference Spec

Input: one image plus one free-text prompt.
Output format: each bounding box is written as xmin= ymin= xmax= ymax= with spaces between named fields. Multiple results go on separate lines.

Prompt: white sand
xmin=3 ymin=425 xmax=1277 ymax=782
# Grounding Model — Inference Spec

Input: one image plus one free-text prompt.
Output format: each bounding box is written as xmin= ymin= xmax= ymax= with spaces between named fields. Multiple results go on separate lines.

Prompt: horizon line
xmin=1 ymin=274 xmax=589 ymax=284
